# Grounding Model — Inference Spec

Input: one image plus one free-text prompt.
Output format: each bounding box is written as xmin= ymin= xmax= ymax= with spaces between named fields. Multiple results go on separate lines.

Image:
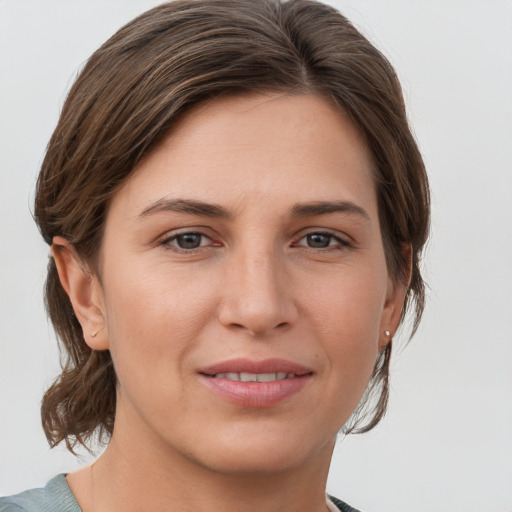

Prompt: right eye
xmin=162 ymin=232 xmax=213 ymax=251
xmin=302 ymin=233 xmax=334 ymax=248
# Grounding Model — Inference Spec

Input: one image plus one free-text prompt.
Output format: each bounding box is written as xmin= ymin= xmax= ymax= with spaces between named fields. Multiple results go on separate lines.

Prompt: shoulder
xmin=328 ymin=495 xmax=362 ymax=512
xmin=0 ymin=475 xmax=81 ymax=512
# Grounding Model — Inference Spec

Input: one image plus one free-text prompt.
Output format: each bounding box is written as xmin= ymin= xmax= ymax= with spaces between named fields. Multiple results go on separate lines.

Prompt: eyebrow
xmin=139 ymin=198 xmax=232 ymax=219
xmin=290 ymin=201 xmax=370 ymax=221
xmin=139 ymin=198 xmax=370 ymax=222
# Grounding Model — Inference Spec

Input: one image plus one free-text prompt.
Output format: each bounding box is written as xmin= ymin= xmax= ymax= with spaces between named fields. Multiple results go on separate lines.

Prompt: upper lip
xmin=198 ymin=358 xmax=313 ymax=376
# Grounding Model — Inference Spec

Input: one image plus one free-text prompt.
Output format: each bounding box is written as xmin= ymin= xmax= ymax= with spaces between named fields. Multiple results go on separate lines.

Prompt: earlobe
xmin=51 ymin=236 xmax=109 ymax=350
xmin=379 ymin=243 xmax=413 ymax=350
xmin=379 ymin=329 xmax=392 ymax=350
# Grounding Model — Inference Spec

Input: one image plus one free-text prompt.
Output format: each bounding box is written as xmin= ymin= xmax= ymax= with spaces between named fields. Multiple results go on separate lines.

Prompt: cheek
xmin=100 ymin=260 xmax=218 ymax=387
xmin=301 ymin=265 xmax=387 ymax=392
xmin=304 ymin=265 xmax=387 ymax=343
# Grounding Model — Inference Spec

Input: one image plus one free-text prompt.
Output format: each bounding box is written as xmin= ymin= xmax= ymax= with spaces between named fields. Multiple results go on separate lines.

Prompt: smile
xmin=198 ymin=358 xmax=313 ymax=407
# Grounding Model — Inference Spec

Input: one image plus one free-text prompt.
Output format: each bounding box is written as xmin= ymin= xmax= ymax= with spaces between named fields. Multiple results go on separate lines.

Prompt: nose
xmin=217 ymin=248 xmax=298 ymax=337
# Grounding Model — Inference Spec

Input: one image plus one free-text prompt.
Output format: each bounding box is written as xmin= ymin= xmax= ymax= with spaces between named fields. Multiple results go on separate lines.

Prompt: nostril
xmin=218 ymin=291 xmax=298 ymax=335
xmin=226 ymin=321 xmax=290 ymax=336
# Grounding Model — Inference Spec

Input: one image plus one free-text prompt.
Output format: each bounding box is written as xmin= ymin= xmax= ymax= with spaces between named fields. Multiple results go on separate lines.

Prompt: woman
xmin=0 ymin=0 xmax=429 ymax=511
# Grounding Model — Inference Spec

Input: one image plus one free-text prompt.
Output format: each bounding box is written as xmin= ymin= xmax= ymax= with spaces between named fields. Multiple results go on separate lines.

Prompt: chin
xmin=181 ymin=424 xmax=336 ymax=477
xmin=193 ymin=448 xmax=312 ymax=477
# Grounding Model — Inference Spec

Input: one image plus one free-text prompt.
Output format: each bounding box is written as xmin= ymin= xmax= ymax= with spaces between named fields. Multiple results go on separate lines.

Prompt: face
xmin=78 ymin=93 xmax=405 ymax=475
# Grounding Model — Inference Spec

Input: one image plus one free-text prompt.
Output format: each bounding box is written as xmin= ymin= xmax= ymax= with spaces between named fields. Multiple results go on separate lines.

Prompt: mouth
xmin=209 ymin=372 xmax=298 ymax=382
xmin=198 ymin=358 xmax=313 ymax=407
xmin=198 ymin=357 xmax=313 ymax=377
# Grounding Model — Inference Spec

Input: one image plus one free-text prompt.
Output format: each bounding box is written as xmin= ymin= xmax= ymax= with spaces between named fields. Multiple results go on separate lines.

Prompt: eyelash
xmin=160 ymin=230 xmax=351 ymax=253
xmin=161 ymin=231 xmax=217 ymax=253
xmin=292 ymin=231 xmax=351 ymax=251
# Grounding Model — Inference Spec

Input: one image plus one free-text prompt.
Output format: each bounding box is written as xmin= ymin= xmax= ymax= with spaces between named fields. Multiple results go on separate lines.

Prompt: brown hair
xmin=35 ymin=0 xmax=429 ymax=452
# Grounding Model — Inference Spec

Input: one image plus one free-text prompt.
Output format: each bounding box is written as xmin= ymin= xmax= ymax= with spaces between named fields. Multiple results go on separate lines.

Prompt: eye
xmin=294 ymin=232 xmax=349 ymax=250
xmin=162 ymin=232 xmax=214 ymax=251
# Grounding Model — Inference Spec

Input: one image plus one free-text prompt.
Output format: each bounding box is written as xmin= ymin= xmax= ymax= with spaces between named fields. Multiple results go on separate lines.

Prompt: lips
xmin=212 ymin=371 xmax=295 ymax=382
xmin=198 ymin=358 xmax=313 ymax=407
xmin=199 ymin=358 xmax=312 ymax=376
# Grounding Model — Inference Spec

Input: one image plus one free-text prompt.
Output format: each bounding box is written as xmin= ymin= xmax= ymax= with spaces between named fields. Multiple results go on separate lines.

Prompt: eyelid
xmin=158 ymin=225 xmax=217 ymax=241
xmin=159 ymin=228 xmax=221 ymax=252
xmin=292 ymin=228 xmax=353 ymax=249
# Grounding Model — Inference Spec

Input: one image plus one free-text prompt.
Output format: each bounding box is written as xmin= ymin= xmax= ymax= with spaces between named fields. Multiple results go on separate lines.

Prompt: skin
xmin=53 ymin=93 xmax=408 ymax=512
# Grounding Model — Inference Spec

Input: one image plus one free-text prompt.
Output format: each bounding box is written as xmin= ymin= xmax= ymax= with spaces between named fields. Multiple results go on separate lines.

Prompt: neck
xmin=67 ymin=397 xmax=336 ymax=512
xmin=69 ymin=431 xmax=334 ymax=512
xmin=96 ymin=439 xmax=331 ymax=512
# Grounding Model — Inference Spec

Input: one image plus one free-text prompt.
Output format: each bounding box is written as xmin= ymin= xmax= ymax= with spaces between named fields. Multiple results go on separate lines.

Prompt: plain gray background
xmin=1 ymin=1 xmax=511 ymax=510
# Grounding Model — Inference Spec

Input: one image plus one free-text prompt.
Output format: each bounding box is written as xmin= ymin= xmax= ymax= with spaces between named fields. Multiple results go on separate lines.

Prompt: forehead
xmin=111 ymin=92 xmax=377 ymax=219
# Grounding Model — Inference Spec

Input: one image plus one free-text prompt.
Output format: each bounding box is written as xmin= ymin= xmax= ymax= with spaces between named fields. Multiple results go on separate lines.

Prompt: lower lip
xmin=199 ymin=374 xmax=311 ymax=407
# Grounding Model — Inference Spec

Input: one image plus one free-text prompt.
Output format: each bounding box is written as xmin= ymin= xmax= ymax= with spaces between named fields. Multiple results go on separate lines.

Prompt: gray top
xmin=0 ymin=475 xmax=81 ymax=512
xmin=0 ymin=474 xmax=360 ymax=512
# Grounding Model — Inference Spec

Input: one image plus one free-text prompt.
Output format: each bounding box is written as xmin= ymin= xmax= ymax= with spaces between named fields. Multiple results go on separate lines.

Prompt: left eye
xmin=165 ymin=232 xmax=211 ymax=250
xmin=296 ymin=232 xmax=346 ymax=249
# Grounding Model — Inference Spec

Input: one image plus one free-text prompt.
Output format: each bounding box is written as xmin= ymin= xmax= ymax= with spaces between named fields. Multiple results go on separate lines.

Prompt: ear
xmin=51 ymin=236 xmax=109 ymax=350
xmin=379 ymin=243 xmax=412 ymax=349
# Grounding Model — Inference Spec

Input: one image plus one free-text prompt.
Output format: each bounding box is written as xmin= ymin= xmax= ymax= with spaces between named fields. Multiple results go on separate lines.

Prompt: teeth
xmin=240 ymin=372 xmax=257 ymax=382
xmin=213 ymin=372 xmax=295 ymax=382
xmin=257 ymin=373 xmax=277 ymax=382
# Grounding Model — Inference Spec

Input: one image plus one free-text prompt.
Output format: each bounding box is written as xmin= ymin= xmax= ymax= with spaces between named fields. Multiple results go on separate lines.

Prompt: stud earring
xmin=384 ymin=330 xmax=391 ymax=337
xmin=91 ymin=331 xmax=98 ymax=338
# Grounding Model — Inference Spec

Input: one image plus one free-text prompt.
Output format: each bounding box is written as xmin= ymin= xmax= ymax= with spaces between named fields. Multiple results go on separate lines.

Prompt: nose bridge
xmin=219 ymin=241 xmax=296 ymax=335
xmin=242 ymin=247 xmax=279 ymax=301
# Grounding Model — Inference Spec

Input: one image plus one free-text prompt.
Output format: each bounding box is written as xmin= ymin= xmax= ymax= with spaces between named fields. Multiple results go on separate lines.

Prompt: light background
xmin=0 ymin=1 xmax=511 ymax=510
